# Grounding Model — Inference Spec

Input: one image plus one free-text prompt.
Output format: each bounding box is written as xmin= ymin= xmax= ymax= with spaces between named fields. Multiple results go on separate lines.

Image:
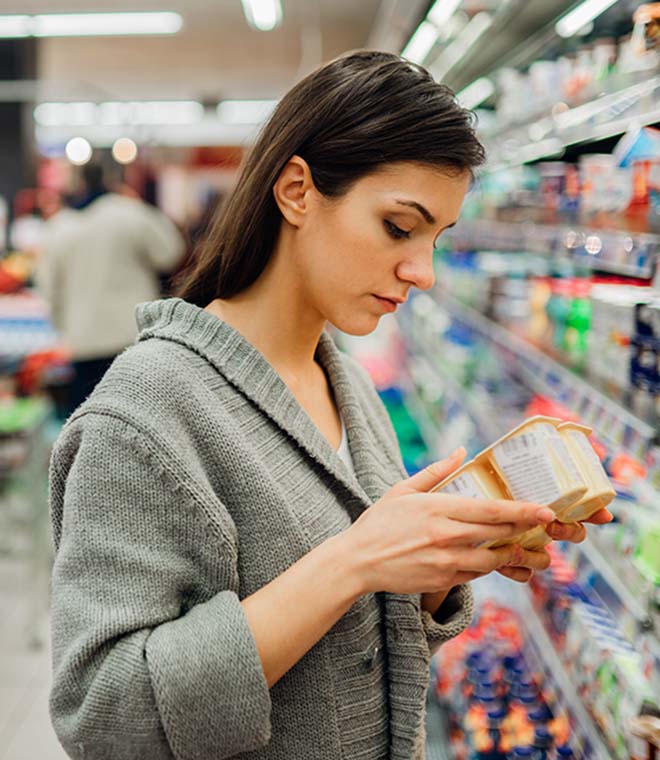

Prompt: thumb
xmin=395 ymin=447 xmax=467 ymax=494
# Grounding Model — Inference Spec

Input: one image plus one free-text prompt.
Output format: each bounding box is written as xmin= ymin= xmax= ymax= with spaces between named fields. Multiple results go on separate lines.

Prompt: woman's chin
xmin=330 ymin=313 xmax=382 ymax=336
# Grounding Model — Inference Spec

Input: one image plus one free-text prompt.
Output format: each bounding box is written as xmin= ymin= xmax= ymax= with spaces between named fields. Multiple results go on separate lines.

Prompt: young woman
xmin=49 ymin=51 xmax=609 ymax=760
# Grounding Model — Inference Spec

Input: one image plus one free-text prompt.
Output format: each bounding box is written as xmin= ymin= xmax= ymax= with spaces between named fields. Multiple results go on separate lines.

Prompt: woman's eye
xmin=384 ymin=220 xmax=411 ymax=240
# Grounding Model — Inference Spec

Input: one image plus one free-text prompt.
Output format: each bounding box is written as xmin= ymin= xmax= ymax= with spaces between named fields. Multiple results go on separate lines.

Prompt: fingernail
xmin=450 ymin=447 xmax=465 ymax=459
xmin=507 ymin=544 xmax=523 ymax=566
xmin=547 ymin=522 xmax=565 ymax=539
xmin=536 ymin=507 xmax=555 ymax=524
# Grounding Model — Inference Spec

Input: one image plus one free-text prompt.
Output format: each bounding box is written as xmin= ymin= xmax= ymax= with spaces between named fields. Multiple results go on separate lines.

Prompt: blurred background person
xmin=36 ymin=162 xmax=184 ymax=415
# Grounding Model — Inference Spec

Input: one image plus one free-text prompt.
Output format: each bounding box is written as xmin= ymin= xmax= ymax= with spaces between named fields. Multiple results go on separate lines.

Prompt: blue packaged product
xmin=506 ymin=748 xmax=542 ymax=759
xmin=635 ymin=301 xmax=660 ymax=340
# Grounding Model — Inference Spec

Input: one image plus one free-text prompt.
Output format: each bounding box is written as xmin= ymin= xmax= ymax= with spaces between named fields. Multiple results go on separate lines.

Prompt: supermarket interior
xmin=2 ymin=0 xmax=660 ymax=759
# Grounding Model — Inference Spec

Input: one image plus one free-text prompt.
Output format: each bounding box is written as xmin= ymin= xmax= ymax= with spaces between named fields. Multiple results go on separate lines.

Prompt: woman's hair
xmin=174 ymin=50 xmax=486 ymax=305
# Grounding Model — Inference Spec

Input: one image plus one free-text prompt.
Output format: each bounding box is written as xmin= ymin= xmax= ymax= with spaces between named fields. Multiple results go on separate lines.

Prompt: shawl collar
xmin=136 ymin=298 xmax=385 ymax=512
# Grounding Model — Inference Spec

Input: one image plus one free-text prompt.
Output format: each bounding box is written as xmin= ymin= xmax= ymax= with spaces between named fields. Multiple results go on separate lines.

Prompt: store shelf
xmin=444 ymin=218 xmax=660 ymax=280
xmin=433 ymin=291 xmax=658 ymax=460
xmin=573 ymin=537 xmax=660 ymax=676
xmin=517 ymin=589 xmax=616 ymax=760
xmin=483 ymin=73 xmax=660 ymax=170
xmin=407 ymin=344 xmax=504 ymax=445
xmin=579 ymin=534 xmax=649 ymax=623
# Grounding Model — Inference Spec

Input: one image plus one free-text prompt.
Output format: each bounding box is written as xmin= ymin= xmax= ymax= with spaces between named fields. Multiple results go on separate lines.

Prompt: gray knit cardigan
xmin=48 ymin=297 xmax=474 ymax=760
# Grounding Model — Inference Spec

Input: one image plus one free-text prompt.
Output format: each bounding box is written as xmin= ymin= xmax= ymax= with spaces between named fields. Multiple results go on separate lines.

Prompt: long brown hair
xmin=174 ymin=50 xmax=485 ymax=306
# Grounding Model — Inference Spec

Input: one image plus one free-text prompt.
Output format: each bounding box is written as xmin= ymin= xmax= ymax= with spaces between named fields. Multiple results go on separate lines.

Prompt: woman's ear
xmin=272 ymin=155 xmax=315 ymax=227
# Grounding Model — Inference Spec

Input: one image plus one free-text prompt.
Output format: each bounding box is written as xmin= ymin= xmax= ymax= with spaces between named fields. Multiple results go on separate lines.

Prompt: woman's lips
xmin=372 ymin=294 xmax=398 ymax=312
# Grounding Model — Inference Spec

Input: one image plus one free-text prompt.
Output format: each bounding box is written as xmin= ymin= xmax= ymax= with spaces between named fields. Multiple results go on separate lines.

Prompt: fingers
xmin=512 ymin=547 xmax=552 ymax=572
xmin=403 ymin=448 xmax=466 ymax=493
xmin=436 ymin=519 xmax=544 ymax=547
xmin=444 ymin=543 xmax=552 ymax=576
xmin=582 ymin=508 xmax=613 ymax=525
xmin=438 ymin=495 xmax=556 ymax=527
xmin=497 ymin=567 xmax=533 ymax=583
xmin=546 ymin=521 xmax=587 ymax=543
xmin=448 ymin=544 xmax=522 ymax=574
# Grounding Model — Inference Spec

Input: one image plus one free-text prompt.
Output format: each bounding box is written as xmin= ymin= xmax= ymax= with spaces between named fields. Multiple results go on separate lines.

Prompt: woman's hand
xmin=343 ymin=448 xmax=555 ymax=598
xmin=499 ymin=508 xmax=614 ymax=584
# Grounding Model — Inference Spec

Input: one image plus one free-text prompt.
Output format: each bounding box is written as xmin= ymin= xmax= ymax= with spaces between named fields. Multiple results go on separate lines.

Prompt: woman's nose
xmin=395 ymin=251 xmax=435 ymax=291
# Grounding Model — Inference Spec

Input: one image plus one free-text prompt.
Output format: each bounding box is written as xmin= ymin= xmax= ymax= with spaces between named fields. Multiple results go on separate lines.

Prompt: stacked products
xmin=434 ymin=601 xmax=582 ymax=759
xmin=529 ymin=545 xmax=658 ymax=759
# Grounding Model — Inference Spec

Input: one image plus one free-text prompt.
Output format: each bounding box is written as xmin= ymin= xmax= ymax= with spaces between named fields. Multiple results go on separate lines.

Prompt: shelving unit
xmin=517 ymin=589 xmax=616 ymax=760
xmin=444 ymin=218 xmax=660 ymax=281
xmin=431 ymin=290 xmax=658 ymax=463
xmin=573 ymin=536 xmax=660 ymax=675
xmin=482 ymin=71 xmax=660 ymax=170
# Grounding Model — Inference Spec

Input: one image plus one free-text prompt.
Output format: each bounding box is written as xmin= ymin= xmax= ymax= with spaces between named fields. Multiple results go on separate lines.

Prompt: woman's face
xmin=293 ymin=162 xmax=471 ymax=336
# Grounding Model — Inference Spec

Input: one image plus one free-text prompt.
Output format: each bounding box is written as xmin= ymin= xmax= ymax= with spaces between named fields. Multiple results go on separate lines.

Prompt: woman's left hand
xmin=498 ymin=508 xmax=614 ymax=583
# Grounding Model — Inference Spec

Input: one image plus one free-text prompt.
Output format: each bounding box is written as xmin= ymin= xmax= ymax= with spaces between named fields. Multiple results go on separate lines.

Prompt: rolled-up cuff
xmin=146 ymin=590 xmax=272 ymax=760
xmin=421 ymin=584 xmax=474 ymax=655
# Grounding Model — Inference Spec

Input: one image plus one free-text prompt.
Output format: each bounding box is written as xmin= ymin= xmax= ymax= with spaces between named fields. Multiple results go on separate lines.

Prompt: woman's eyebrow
xmin=394 ymin=199 xmax=436 ymax=225
xmin=396 ymin=198 xmax=435 ymax=224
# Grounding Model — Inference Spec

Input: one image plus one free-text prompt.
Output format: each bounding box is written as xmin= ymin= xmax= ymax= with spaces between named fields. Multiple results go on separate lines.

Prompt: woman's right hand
xmin=344 ymin=449 xmax=556 ymax=596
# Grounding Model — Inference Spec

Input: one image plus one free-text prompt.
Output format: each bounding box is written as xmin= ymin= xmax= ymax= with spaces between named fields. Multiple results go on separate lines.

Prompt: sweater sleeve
xmin=48 ymin=413 xmax=271 ymax=760
xmin=420 ymin=584 xmax=475 ymax=656
xmin=340 ymin=352 xmax=476 ymax=652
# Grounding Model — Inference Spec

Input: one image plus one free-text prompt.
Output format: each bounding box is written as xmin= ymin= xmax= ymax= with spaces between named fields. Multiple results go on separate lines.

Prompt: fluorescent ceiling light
xmin=401 ymin=20 xmax=439 ymax=64
xmin=34 ymin=102 xmax=97 ymax=126
xmin=241 ymin=0 xmax=283 ymax=31
xmin=34 ymin=101 xmax=204 ymax=127
xmin=427 ymin=0 xmax=463 ymax=29
xmin=457 ymin=77 xmax=495 ymax=109
xmin=0 ymin=12 xmax=182 ymax=38
xmin=0 ymin=15 xmax=30 ymax=38
xmin=217 ymin=99 xmax=278 ymax=124
xmin=431 ymin=12 xmax=493 ymax=81
xmin=555 ymin=0 xmax=619 ymax=38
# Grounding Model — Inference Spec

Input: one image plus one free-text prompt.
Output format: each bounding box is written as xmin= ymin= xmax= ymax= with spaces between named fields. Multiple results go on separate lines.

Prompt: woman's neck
xmin=204 ymin=241 xmax=327 ymax=387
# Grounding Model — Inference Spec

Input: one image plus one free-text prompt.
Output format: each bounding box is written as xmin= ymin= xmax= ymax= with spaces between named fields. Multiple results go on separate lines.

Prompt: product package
xmin=432 ymin=415 xmax=616 ymax=549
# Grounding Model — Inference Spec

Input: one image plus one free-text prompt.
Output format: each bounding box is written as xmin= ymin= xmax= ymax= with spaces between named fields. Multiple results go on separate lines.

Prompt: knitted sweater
xmin=48 ymin=297 xmax=474 ymax=760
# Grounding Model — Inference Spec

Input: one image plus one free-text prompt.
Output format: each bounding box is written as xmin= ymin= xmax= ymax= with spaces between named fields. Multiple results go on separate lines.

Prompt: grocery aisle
xmin=0 ymin=558 xmax=65 ymax=760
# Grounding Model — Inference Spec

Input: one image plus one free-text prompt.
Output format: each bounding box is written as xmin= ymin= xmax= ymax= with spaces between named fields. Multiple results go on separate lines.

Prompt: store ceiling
xmin=0 ymin=1 xmax=634 ymax=101
xmin=0 ymin=0 xmax=393 ymax=101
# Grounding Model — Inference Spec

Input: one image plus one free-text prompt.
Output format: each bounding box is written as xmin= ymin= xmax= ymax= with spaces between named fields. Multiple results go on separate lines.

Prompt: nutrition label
xmin=569 ymin=430 xmax=607 ymax=483
xmin=543 ymin=425 xmax=582 ymax=485
xmin=493 ymin=427 xmax=564 ymax=505
xmin=439 ymin=471 xmax=485 ymax=500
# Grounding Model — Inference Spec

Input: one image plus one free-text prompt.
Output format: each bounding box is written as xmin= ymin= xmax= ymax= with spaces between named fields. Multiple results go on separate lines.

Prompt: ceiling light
xmin=34 ymin=100 xmax=204 ymax=127
xmin=217 ymin=99 xmax=278 ymax=124
xmin=430 ymin=13 xmax=493 ymax=81
xmin=112 ymin=137 xmax=138 ymax=165
xmin=457 ymin=77 xmax=495 ymax=109
xmin=401 ymin=20 xmax=439 ymax=64
xmin=0 ymin=12 xmax=182 ymax=38
xmin=65 ymin=137 xmax=92 ymax=165
xmin=0 ymin=15 xmax=30 ymax=38
xmin=34 ymin=102 xmax=97 ymax=126
xmin=427 ymin=0 xmax=463 ymax=29
xmin=555 ymin=0 xmax=619 ymax=38
xmin=240 ymin=0 xmax=282 ymax=31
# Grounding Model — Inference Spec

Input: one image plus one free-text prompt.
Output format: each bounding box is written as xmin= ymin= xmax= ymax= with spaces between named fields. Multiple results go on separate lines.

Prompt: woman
xmin=49 ymin=51 xmax=609 ymax=760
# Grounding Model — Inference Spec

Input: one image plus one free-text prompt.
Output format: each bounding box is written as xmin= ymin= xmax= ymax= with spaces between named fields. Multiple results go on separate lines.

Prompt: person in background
xmin=37 ymin=162 xmax=185 ymax=415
